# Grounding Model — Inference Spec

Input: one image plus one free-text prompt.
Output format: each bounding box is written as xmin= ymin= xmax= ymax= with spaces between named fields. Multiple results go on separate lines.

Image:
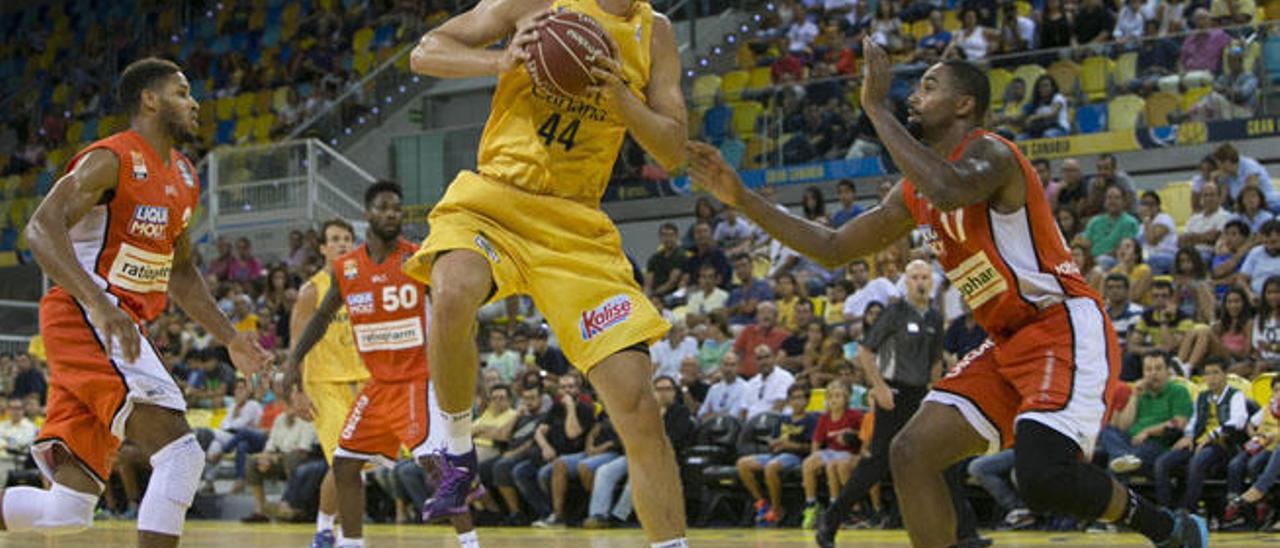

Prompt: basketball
xmin=525 ymin=11 xmax=613 ymax=98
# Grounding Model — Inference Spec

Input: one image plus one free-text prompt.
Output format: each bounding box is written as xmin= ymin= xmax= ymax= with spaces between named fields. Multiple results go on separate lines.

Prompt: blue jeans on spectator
xmin=512 ymin=457 xmax=552 ymax=518
xmin=1097 ymin=425 xmax=1167 ymax=475
xmin=1228 ymin=448 xmax=1280 ymax=496
xmin=224 ymin=429 xmax=267 ymax=479
xmin=1155 ymin=444 xmax=1233 ymax=510
xmin=588 ymin=456 xmax=629 ymax=519
xmin=967 ymin=449 xmax=1022 ymax=512
xmin=1147 ymin=252 xmax=1176 ymax=275
xmin=396 ymin=459 xmax=430 ymax=512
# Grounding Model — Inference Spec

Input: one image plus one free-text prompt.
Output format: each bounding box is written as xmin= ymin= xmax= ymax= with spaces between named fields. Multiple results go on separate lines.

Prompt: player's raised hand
xmin=687 ymin=141 xmax=745 ymax=207
xmin=499 ymin=10 xmax=552 ymax=73
xmin=88 ymin=301 xmax=140 ymax=363
xmin=227 ymin=331 xmax=272 ymax=375
xmin=860 ymin=37 xmax=892 ymax=111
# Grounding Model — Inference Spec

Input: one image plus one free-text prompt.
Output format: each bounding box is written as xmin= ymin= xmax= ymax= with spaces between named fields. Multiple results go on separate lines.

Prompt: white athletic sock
xmin=443 ymin=410 xmax=474 ymax=455
xmin=317 ymin=511 xmax=335 ymax=532
xmin=336 ymin=534 xmax=364 ymax=548
xmin=457 ymin=530 xmax=480 ymax=548
xmin=651 ymin=539 xmax=688 ymax=548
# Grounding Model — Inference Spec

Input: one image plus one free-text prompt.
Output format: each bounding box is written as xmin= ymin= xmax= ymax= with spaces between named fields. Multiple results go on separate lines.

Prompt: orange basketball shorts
xmin=333 ymin=376 xmax=431 ymax=467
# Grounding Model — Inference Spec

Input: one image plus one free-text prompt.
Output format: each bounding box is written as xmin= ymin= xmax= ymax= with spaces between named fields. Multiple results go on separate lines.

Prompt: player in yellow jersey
xmin=288 ymin=219 xmax=370 ymax=548
xmin=406 ymin=1 xmax=688 ymax=546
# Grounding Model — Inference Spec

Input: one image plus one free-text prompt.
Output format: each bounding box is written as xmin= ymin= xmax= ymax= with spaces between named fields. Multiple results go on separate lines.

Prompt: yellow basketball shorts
xmin=304 ymin=379 xmax=365 ymax=463
xmin=404 ymin=171 xmax=670 ymax=372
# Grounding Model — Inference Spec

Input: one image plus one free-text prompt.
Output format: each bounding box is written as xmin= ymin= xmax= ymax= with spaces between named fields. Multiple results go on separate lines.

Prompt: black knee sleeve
xmin=1013 ymin=420 xmax=1113 ymax=520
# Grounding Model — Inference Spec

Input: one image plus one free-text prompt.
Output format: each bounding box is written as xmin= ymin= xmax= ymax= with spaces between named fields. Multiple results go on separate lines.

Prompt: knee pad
xmin=1013 ymin=421 xmax=1112 ymax=519
xmin=2 ymin=484 xmax=97 ymax=535
xmin=138 ymin=433 xmax=204 ymax=536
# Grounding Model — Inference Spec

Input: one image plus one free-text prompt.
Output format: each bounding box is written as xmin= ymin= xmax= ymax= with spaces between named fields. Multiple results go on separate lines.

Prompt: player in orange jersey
xmin=12 ymin=58 xmax=271 ymax=547
xmin=284 ymin=181 xmax=477 ymax=548
xmin=689 ymin=40 xmax=1207 ymax=548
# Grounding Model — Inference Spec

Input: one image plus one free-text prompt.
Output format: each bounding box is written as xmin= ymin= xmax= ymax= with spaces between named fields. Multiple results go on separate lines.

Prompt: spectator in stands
xmin=734 ymin=302 xmax=790 ymax=378
xmin=0 ymin=397 xmax=36 ymax=487
xmin=1128 ymin=279 xmax=1197 ymax=373
xmin=226 ymin=237 xmax=263 ymax=282
xmin=1158 ymin=0 xmax=1190 ymax=33
xmin=1089 ymin=154 xmax=1140 ymax=214
xmin=242 ymin=392 xmax=319 ymax=523
xmin=1213 ymin=220 xmax=1255 ymax=293
xmin=1237 ymin=221 xmax=1280 ymax=302
xmin=913 ymin=10 xmax=953 ymax=63
xmin=651 ymin=321 xmax=698 ymax=381
xmin=695 ymin=314 xmax=734 ymax=375
xmin=828 ymin=179 xmax=863 ymax=228
xmin=283 ymin=230 xmax=313 ymax=272
xmin=787 ymin=8 xmax=821 ymax=53
xmin=1211 ymin=0 xmax=1256 ymax=23
xmin=1074 ymin=0 xmax=1117 ymax=45
xmin=1183 ymin=287 xmax=1256 ymax=377
xmin=869 ymin=1 xmax=906 ymax=52
xmin=699 ymin=351 xmax=746 ymax=420
xmin=1037 ymin=0 xmax=1075 ymax=50
xmin=1222 ymin=375 xmax=1280 ymax=529
xmin=206 ymin=237 xmax=234 ymax=280
xmin=737 ymin=344 xmax=796 ymax=421
xmin=736 ymin=384 xmax=816 ymax=526
xmin=799 ymin=379 xmax=862 ymax=528
xmin=1114 ymin=0 xmax=1147 ymax=42
xmin=774 ymin=273 xmax=807 ymax=332
xmin=1215 ymin=143 xmax=1280 ymax=211
xmin=1181 ymin=180 xmax=1235 ymax=260
xmin=843 ymin=258 xmax=903 ymax=328
xmin=9 ymin=353 xmax=45 ymax=405
xmin=726 ymin=253 xmax=773 ymax=328
xmin=714 ymin=207 xmax=758 ymax=255
xmin=967 ymin=448 xmax=1033 ymax=529
xmin=686 ymin=263 xmax=730 ymax=318
xmin=1109 ymin=238 xmax=1154 ymax=303
xmin=525 ymin=373 xmax=595 ymax=527
xmin=1020 ymin=76 xmax=1071 ymax=140
xmin=184 ymin=347 xmax=236 ymax=407
xmin=990 ymin=78 xmax=1027 ymax=139
xmin=528 ymin=325 xmax=569 ymax=376
xmin=1172 ymin=246 xmax=1220 ymax=324
xmin=679 ymin=356 xmax=710 ymax=413
xmin=1051 ymin=158 xmax=1089 ymax=217
xmin=1138 ymin=191 xmax=1179 ymax=274
xmin=942 ymin=300 xmax=986 ymax=368
xmin=483 ymin=328 xmax=522 ymax=384
xmin=204 ymin=378 xmax=266 ymax=489
xmin=947 ymin=8 xmax=998 ymax=60
xmin=1129 ymin=19 xmax=1182 ymax=95
xmin=701 ymin=94 xmax=732 ymax=145
xmin=686 ymin=220 xmax=732 ymax=291
xmin=1084 ymin=186 xmax=1140 ymax=267
xmin=1234 ymin=186 xmax=1274 ymax=234
xmin=644 ymin=222 xmax=688 ymax=300
xmin=485 ymin=383 xmax=546 ymax=525
xmin=544 ymin=410 xmax=621 ymax=529
xmin=1154 ymin=358 xmax=1248 ymax=510
xmin=1072 ymin=239 xmax=1107 ymax=292
xmin=1254 ymin=276 xmax=1280 ymax=372
xmin=1190 ymin=155 xmax=1221 ymax=214
xmin=1104 ymin=351 xmax=1194 ymax=477
xmin=474 ymin=383 xmax=519 ymax=468
xmin=998 ymin=3 xmax=1037 ymax=55
xmin=1105 ymin=274 xmax=1146 ymax=368
xmin=1167 ymin=9 xmax=1230 ymax=90
xmin=1187 ymin=46 xmax=1258 ymax=121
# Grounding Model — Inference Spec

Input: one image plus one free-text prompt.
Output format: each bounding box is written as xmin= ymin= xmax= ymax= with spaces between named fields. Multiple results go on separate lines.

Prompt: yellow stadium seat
xmin=255 ymin=89 xmax=273 ymax=114
xmin=691 ymin=74 xmax=722 ymax=108
xmin=988 ymin=68 xmax=1013 ymax=109
xmin=1145 ymin=91 xmax=1180 ymax=126
xmin=1157 ymin=181 xmax=1192 ymax=228
xmin=735 ymin=42 xmax=756 ymax=70
xmin=747 ymin=66 xmax=772 ymax=92
xmin=806 ymin=388 xmax=827 ymax=413
xmin=215 ymin=96 xmax=235 ymax=121
xmin=1254 ymin=373 xmax=1276 ymax=407
xmin=720 ymin=70 xmax=750 ymax=101
xmin=1016 ymin=1 xmax=1032 ymax=15
xmin=1047 ymin=59 xmax=1081 ymax=96
xmin=1080 ymin=56 xmax=1113 ymax=102
xmin=1108 ymin=94 xmax=1145 ymax=130
xmin=234 ymin=117 xmax=254 ymax=142
xmin=943 ymin=10 xmax=960 ymax=31
xmin=64 ymin=122 xmax=83 ymax=146
xmin=1013 ymin=64 xmax=1046 ymax=107
xmin=353 ymin=51 xmax=375 ymax=76
xmin=910 ymin=19 xmax=932 ymax=40
xmin=1181 ymin=86 xmax=1211 ymax=111
xmin=52 ymin=83 xmax=70 ymax=106
xmin=731 ymin=101 xmax=764 ymax=136
xmin=234 ymin=93 xmax=255 ymax=118
xmin=1228 ymin=374 xmax=1252 ymax=397
xmin=353 ymin=27 xmax=375 ymax=52
xmin=273 ymin=87 xmax=291 ymax=112
xmin=253 ymin=114 xmax=275 ymax=142
xmin=1172 ymin=376 xmax=1203 ymax=400
xmin=687 ymin=108 xmax=705 ymax=139
xmin=1115 ymin=52 xmax=1138 ymax=87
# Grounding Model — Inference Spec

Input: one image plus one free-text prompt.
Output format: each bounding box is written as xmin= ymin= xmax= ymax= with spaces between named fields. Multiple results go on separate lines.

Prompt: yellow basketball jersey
xmin=475 ymin=0 xmax=653 ymax=204
xmin=302 ymin=270 xmax=370 ymax=384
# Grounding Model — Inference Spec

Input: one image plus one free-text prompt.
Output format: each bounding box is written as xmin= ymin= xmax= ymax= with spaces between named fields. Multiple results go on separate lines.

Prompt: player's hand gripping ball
xmin=525 ymin=10 xmax=614 ymax=97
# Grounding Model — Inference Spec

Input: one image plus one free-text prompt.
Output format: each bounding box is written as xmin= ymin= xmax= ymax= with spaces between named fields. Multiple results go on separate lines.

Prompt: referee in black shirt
xmin=817 ymin=260 xmax=985 ymax=548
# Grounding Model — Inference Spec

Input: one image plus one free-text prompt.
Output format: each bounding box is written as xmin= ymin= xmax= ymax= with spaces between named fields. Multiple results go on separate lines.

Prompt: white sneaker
xmin=1109 ymin=455 xmax=1143 ymax=474
xmin=532 ymin=515 xmax=563 ymax=528
xmin=1003 ymin=508 xmax=1034 ymax=529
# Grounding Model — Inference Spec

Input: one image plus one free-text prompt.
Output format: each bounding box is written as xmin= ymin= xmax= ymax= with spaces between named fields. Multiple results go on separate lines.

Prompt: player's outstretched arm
xmin=282 ymin=279 xmax=342 ymax=389
xmin=410 ymin=0 xmax=550 ymax=79
xmin=687 ymin=142 xmax=914 ymax=268
xmin=585 ymin=13 xmax=687 ymax=170
xmin=25 ymin=150 xmax=145 ymax=361
xmin=860 ymin=38 xmax=1017 ymax=212
xmin=170 ymin=230 xmax=271 ymax=374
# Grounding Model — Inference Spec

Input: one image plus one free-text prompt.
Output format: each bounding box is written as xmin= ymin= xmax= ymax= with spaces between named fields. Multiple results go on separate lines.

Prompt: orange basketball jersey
xmin=900 ymin=130 xmax=1098 ymax=339
xmin=332 ymin=239 xmax=429 ymax=382
xmin=59 ymin=130 xmax=200 ymax=323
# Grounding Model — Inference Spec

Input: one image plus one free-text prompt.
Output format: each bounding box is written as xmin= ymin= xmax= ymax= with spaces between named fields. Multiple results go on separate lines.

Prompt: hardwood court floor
xmin=2 ymin=522 xmax=1279 ymax=547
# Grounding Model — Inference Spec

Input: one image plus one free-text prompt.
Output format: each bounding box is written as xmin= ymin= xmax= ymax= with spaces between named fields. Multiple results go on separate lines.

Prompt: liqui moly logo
xmin=579 ymin=294 xmax=632 ymax=340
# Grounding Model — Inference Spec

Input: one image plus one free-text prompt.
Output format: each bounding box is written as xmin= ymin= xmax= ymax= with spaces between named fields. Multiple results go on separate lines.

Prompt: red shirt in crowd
xmin=733 ymin=324 xmax=789 ymax=378
xmin=813 ymin=408 xmax=864 ymax=452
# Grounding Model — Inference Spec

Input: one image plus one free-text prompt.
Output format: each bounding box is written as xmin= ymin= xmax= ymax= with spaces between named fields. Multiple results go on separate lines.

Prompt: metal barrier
xmin=0 ymin=335 xmax=31 ymax=357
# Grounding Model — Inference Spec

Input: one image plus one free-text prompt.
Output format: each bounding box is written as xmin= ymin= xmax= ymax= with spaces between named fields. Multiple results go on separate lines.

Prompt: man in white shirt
xmin=245 ymin=393 xmax=319 ymax=521
xmin=1214 ymin=143 xmax=1280 ymax=209
xmin=699 ymin=352 xmax=747 ymax=420
xmin=714 ymin=207 xmax=759 ymax=256
xmin=737 ymin=345 xmax=796 ymax=422
xmin=787 ymin=14 xmax=819 ymax=53
xmin=650 ymin=321 xmax=699 ymax=381
xmin=1179 ymin=180 xmax=1235 ymax=258
xmin=844 ymin=259 xmax=902 ymax=324
xmin=686 ymin=264 xmax=730 ymax=318
xmin=0 ymin=398 xmax=36 ymax=487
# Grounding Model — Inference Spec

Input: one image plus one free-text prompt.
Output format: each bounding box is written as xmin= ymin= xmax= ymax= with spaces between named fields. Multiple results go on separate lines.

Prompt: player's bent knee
xmin=138 ymin=433 xmax=203 ymax=536
xmin=1013 ymin=421 xmax=1112 ymax=519
xmin=2 ymin=484 xmax=98 ymax=535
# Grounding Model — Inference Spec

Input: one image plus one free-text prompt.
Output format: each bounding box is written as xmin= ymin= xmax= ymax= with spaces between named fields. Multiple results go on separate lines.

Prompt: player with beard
xmin=13 ymin=58 xmax=272 ymax=547
xmin=284 ymin=181 xmax=479 ymax=548
xmin=689 ymin=39 xmax=1207 ymax=548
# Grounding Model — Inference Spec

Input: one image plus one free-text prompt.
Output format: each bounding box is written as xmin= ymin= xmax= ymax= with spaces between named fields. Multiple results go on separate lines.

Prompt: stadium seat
xmin=731 ymin=101 xmax=764 ymax=137
xmin=719 ymin=70 xmax=750 ymax=101
xmin=988 ymin=68 xmax=1013 ymax=110
xmin=746 ymin=66 xmax=772 ymax=92
xmin=1254 ymin=373 xmax=1276 ymax=407
xmin=234 ymin=93 xmax=255 ymax=119
xmin=691 ymin=74 xmax=722 ymax=108
xmin=910 ymin=19 xmax=932 ymax=40
xmin=253 ymin=114 xmax=275 ymax=142
xmin=353 ymin=51 xmax=374 ymax=76
xmin=214 ymin=96 xmax=234 ymax=121
xmin=1080 ymin=56 xmax=1112 ymax=103
xmin=1114 ymin=52 xmax=1138 ymax=87
xmin=1074 ymin=103 xmax=1106 ymax=134
xmin=353 ymin=27 xmax=374 ymax=52
xmin=1156 ymin=181 xmax=1192 ymax=227
xmin=1015 ymin=0 xmax=1032 ymax=15
xmin=1108 ymin=94 xmax=1145 ymax=131
xmin=272 ymin=87 xmax=291 ymax=112
xmin=943 ymin=9 xmax=960 ymax=31
xmin=1181 ymin=85 xmax=1210 ymax=111
xmin=215 ymin=120 xmax=236 ymax=144
xmin=1144 ymin=91 xmax=1179 ymax=126
xmin=234 ymin=117 xmax=254 ymax=142
xmin=64 ymin=122 xmax=83 ymax=146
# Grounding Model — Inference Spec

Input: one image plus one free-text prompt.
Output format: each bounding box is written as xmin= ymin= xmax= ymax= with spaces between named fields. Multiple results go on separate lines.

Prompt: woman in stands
xmin=1172 ymin=246 xmax=1218 ymax=323
xmin=1179 ymin=287 xmax=1256 ymax=376
xmin=1021 ymin=75 xmax=1071 ymax=139
xmin=802 ymin=186 xmax=828 ymax=225
xmin=948 ymin=8 xmax=997 ymax=60
xmin=1253 ymin=276 xmax=1280 ymax=374
xmin=1237 ymin=186 xmax=1274 ymax=234
xmin=1071 ymin=239 xmax=1107 ymax=293
xmin=1109 ymin=237 xmax=1155 ymax=305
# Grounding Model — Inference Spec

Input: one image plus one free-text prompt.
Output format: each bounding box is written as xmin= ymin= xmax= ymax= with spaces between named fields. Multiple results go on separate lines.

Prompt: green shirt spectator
xmin=1129 ymin=380 xmax=1194 ymax=447
xmin=1084 ymin=185 xmax=1140 ymax=257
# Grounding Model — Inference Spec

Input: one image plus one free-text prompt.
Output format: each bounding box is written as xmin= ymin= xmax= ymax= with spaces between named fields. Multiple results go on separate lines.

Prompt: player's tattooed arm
xmin=283 ymin=278 xmax=342 ymax=389
xmin=410 ymin=0 xmax=550 ymax=78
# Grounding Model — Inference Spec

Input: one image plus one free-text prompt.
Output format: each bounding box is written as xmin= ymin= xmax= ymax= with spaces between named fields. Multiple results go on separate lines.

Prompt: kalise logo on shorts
xmin=579 ymin=294 xmax=632 ymax=340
